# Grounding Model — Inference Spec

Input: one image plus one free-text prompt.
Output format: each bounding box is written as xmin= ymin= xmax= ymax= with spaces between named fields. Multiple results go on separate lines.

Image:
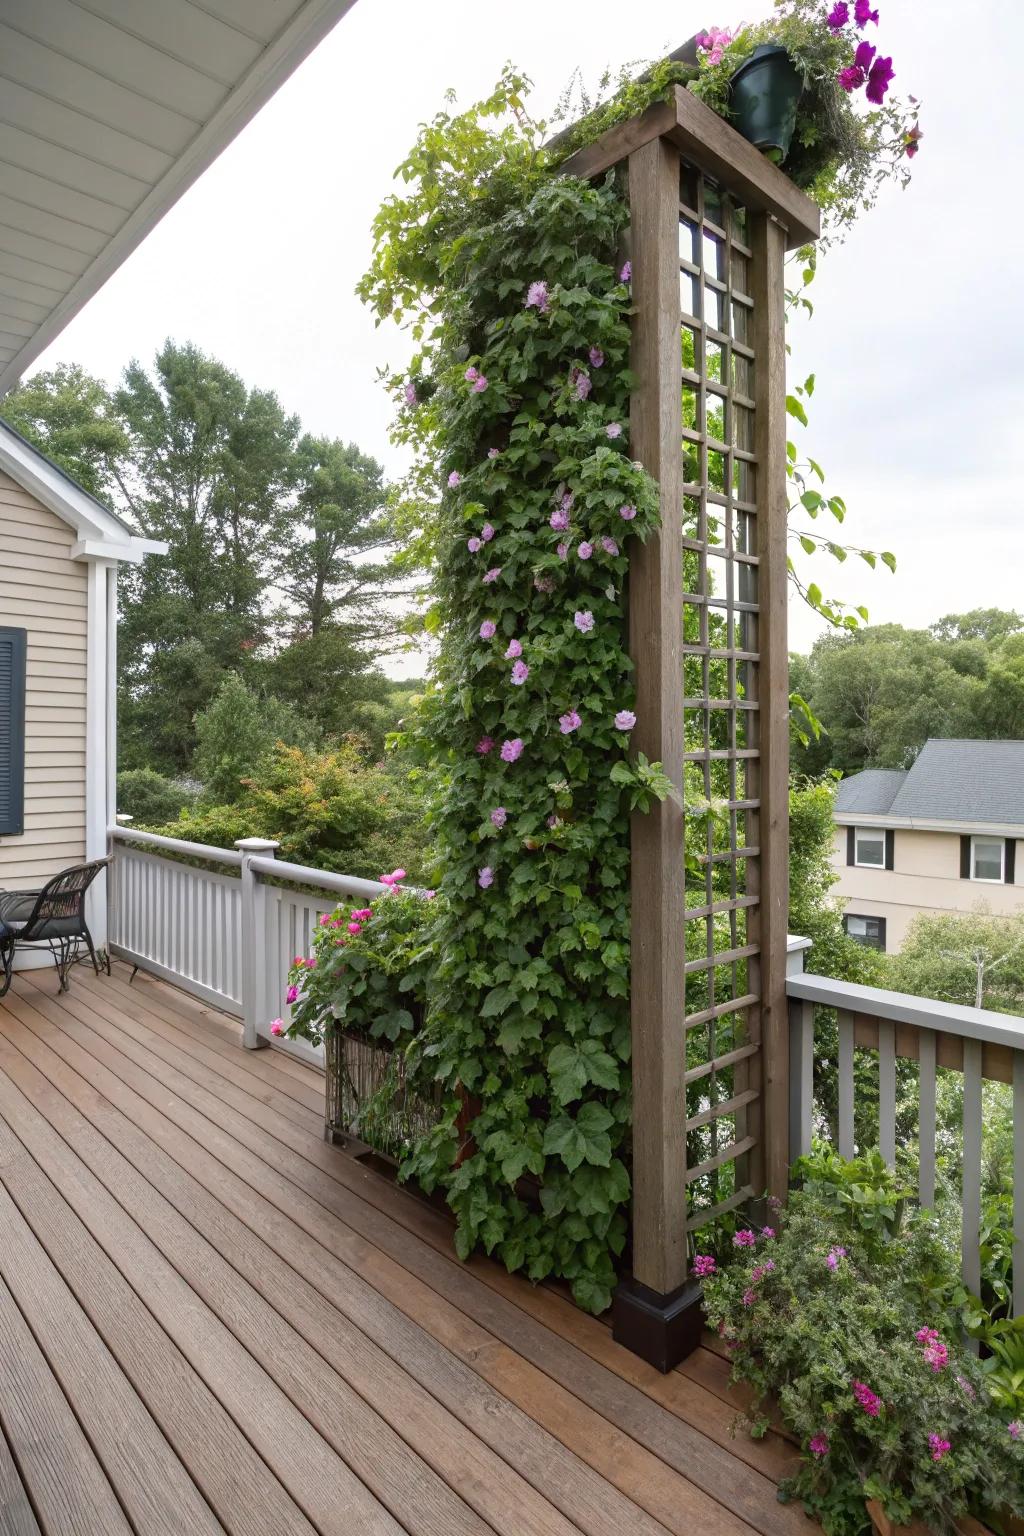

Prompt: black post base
xmin=611 ymin=1275 xmax=704 ymax=1372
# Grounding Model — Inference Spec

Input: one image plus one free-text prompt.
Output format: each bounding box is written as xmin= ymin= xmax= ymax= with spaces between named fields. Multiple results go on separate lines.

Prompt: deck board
xmin=0 ymin=962 xmax=810 ymax=1536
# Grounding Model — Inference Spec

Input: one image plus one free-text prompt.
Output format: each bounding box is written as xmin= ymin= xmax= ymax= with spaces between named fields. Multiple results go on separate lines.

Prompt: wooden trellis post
xmin=563 ymin=78 xmax=818 ymax=1370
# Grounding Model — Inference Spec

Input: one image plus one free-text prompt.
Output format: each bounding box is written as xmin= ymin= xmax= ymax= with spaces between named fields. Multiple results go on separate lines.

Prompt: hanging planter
xmin=728 ymin=43 xmax=804 ymax=162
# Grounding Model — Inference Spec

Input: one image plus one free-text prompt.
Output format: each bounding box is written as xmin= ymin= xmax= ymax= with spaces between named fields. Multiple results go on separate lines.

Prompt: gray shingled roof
xmin=837 ymin=740 xmax=1024 ymax=827
xmin=835 ymin=769 xmax=907 ymax=815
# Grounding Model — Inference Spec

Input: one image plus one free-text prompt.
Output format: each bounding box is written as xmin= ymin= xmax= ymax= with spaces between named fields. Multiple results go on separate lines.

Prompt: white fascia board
xmin=0 ymin=426 xmax=131 ymax=543
xmin=834 ymin=812 xmax=1024 ymax=838
xmin=71 ymin=538 xmax=168 ymax=565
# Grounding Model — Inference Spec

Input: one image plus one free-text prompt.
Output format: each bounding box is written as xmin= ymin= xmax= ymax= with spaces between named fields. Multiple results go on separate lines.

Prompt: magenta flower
xmin=270 ymin=1017 xmax=284 ymax=1036
xmin=905 ymin=125 xmax=923 ymax=158
xmin=917 ymin=1329 xmax=949 ymax=1372
xmin=347 ymin=921 xmax=362 ymax=935
xmin=468 ymin=536 xmax=482 ymax=552
xmin=293 ymin=956 xmax=306 ymax=967
xmin=854 ymin=39 xmax=876 ymax=69
xmin=392 ymin=869 xmax=407 ymax=882
xmin=482 ymin=567 xmax=501 ymax=584
xmin=733 ymin=1229 xmax=757 ymax=1248
xmin=558 ymin=710 xmax=582 ymax=735
xmin=605 ymin=421 xmax=622 ymax=439
xmin=573 ymin=369 xmax=592 ymax=401
xmin=490 ymin=807 xmax=507 ymax=829
xmin=761 ymin=1226 xmax=776 ymax=1239
xmin=750 ymin=1260 xmax=775 ymax=1283
xmin=500 ymin=737 xmax=524 ymax=763
xmin=619 ymin=260 xmax=632 ymax=283
xmin=838 ymin=64 xmax=865 ymax=90
xmin=809 ymin=1434 xmax=830 ymax=1459
xmin=319 ymin=914 xmax=331 ymax=926
xmin=473 ymin=375 xmax=489 ymax=393
xmin=525 ymin=280 xmax=550 ymax=313
xmin=550 ymin=507 xmax=570 ymax=531
xmin=826 ymin=1 xmax=849 ymax=28
xmin=854 ymin=0 xmax=878 ymax=22
xmin=481 ymin=523 xmax=495 ymax=542
xmin=1010 ymin=1421 xmax=1021 ymax=1440
xmin=285 ymin=984 xmax=299 ymax=1004
xmin=448 ymin=470 xmax=462 ymax=488
xmin=742 ymin=1288 xmax=756 ymax=1307
xmin=479 ymin=620 xmax=497 ymax=640
xmin=619 ymin=503 xmax=637 ymax=521
xmin=379 ymin=873 xmax=396 ymax=886
xmin=510 ymin=660 xmax=529 ymax=686
xmin=465 ymin=366 xmax=478 ymax=382
xmin=487 ymin=447 xmax=501 ymax=458
xmin=826 ymin=1245 xmax=848 ymax=1271
xmin=404 ymin=381 xmax=418 ymax=406
xmin=852 ymin=1381 xmax=882 ymax=1417
xmin=692 ymin=1254 xmax=716 ymax=1278
xmin=478 ymin=866 xmax=494 ymax=889
xmin=476 ymin=736 xmax=494 ymax=755
xmin=614 ymin=709 xmax=636 ymax=731
xmin=928 ymin=1434 xmax=951 ymax=1463
xmin=577 ymin=541 xmax=593 ymax=560
xmin=601 ymin=536 xmax=619 ymax=556
xmin=574 ymin=610 xmax=595 ymax=633
xmin=696 ymin=25 xmax=734 ymax=64
xmin=504 ymin=638 xmax=522 ymax=659
xmin=589 ymin=346 xmax=605 ymax=368
xmin=557 ymin=543 xmax=569 ymax=560
xmin=866 ymin=53 xmax=894 ymax=102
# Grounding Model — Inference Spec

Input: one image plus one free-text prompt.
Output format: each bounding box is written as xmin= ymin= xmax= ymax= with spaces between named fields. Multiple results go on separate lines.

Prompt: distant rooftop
xmin=835 ymin=740 xmax=1024 ymax=828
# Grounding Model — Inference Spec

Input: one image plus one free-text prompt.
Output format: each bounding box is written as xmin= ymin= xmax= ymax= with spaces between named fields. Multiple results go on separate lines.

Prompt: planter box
xmin=325 ymin=1022 xmax=441 ymax=1159
xmin=866 ymin=1498 xmax=1022 ymax=1536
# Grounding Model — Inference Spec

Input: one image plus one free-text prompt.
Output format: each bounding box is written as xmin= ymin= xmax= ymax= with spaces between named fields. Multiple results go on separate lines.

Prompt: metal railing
xmin=787 ymin=959 xmax=1024 ymax=1316
xmin=107 ymin=825 xmax=384 ymax=1066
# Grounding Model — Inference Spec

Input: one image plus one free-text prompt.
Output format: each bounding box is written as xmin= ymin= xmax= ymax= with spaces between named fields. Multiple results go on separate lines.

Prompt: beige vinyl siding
xmin=0 ymin=469 xmax=87 ymax=889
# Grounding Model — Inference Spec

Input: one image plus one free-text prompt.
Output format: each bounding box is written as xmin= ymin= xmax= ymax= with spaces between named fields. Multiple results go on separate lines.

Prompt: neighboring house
xmin=0 ymin=419 xmax=163 ymax=961
xmin=833 ymin=739 xmax=1024 ymax=953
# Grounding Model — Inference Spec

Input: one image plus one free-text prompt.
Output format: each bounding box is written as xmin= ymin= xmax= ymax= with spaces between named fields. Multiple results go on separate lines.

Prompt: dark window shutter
xmin=1006 ymin=838 xmax=1017 ymax=885
xmin=877 ymin=917 xmax=887 ymax=952
xmin=884 ymin=830 xmax=895 ymax=870
xmin=960 ymin=835 xmax=971 ymax=880
xmin=0 ymin=627 xmax=27 ymax=837
xmin=847 ymin=827 xmax=855 ymax=866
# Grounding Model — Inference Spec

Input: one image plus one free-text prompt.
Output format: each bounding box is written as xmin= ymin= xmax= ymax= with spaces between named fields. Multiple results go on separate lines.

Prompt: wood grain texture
xmin=0 ymin=1418 xmax=40 ymax=1536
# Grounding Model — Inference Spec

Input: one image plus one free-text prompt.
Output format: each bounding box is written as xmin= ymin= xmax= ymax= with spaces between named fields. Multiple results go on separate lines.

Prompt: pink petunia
xmin=619 ymin=503 xmax=637 ymax=521
xmin=392 ymin=869 xmax=407 ymax=881
xmin=500 ymin=737 xmax=524 ymax=763
xmin=468 ymin=536 xmax=482 ymax=552
xmin=448 ymin=470 xmax=462 ymax=488
xmin=482 ymin=567 xmax=502 ymax=584
xmin=510 ymin=660 xmax=529 ymax=686
xmin=589 ymin=346 xmax=605 ymax=368
xmin=465 ymin=366 xmax=479 ymax=382
xmin=478 ymin=866 xmax=494 ymax=889
xmin=601 ymin=536 xmax=619 ymax=556
xmin=574 ymin=610 xmax=595 ymax=633
xmin=577 ymin=541 xmax=593 ymax=560
xmin=285 ymin=984 xmax=299 ymax=1004
xmin=504 ymin=638 xmax=522 ymax=658
xmin=476 ymin=736 xmax=495 ymax=755
xmin=490 ymin=807 xmax=507 ymax=829
xmin=733 ymin=1229 xmax=757 ymax=1248
xmin=481 ymin=523 xmax=495 ymax=542
xmin=928 ymin=1434 xmax=951 ymax=1463
xmin=826 ymin=1 xmax=849 ymax=28
xmin=404 ymin=381 xmax=418 ymax=406
xmin=693 ymin=1254 xmax=716 ymax=1278
xmin=347 ymin=921 xmax=362 ymax=935
xmin=614 ymin=709 xmax=636 ymax=731
xmin=559 ymin=710 xmax=581 ymax=735
xmin=809 ymin=1434 xmax=830 ymax=1458
xmin=550 ymin=507 xmax=570 ymax=531
xmin=473 ymin=375 xmax=489 ymax=393
xmin=293 ymin=955 xmax=306 ymax=967
xmin=525 ymin=280 xmax=550 ymax=313
xmin=852 ymin=1381 xmax=882 ymax=1417
xmin=270 ymin=1017 xmax=285 ymax=1036
xmin=479 ymin=620 xmax=497 ymax=640
xmin=854 ymin=0 xmax=878 ymax=23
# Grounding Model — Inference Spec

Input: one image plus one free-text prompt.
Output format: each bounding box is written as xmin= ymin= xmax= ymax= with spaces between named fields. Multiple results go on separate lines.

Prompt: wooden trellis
xmin=563 ymin=79 xmax=818 ymax=1369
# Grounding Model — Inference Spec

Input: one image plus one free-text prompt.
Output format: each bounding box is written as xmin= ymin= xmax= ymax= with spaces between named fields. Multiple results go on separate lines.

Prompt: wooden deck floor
xmin=0 ymin=960 xmax=811 ymax=1536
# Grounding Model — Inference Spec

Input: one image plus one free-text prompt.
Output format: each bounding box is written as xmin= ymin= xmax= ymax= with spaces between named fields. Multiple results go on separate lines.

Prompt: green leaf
xmin=880 ymin=550 xmax=897 ymax=573
xmin=785 ymin=394 xmax=808 ymax=427
xmin=800 ymin=490 xmax=823 ymax=514
xmin=480 ymin=985 xmax=516 ymax=1018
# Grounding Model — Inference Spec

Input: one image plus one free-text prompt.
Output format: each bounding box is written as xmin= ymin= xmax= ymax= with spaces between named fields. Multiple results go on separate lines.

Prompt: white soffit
xmin=0 ymin=0 xmax=357 ymax=395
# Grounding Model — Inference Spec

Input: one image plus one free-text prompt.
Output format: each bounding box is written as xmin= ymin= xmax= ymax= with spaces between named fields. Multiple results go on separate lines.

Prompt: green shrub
xmin=192 ymin=673 xmax=319 ymax=804
xmin=116 ymin=767 xmax=197 ymax=826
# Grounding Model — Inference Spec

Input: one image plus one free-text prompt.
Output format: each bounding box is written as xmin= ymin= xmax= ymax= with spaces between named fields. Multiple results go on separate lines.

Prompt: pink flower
xmin=546 ymin=814 xmax=560 ymax=830
xmin=482 ymin=567 xmax=502 ymax=584
xmin=826 ymin=1 xmax=849 ymax=28
xmin=750 ymin=1260 xmax=775 ymax=1283
xmin=293 ymin=955 xmax=306 ymax=968
xmin=285 ymin=984 xmax=299 ymax=1004
xmin=448 ymin=470 xmax=462 ymax=488
xmin=558 ymin=710 xmax=581 ymax=735
xmin=476 ymin=736 xmax=494 ymax=755
xmin=353 ymin=909 xmax=373 ymax=920
xmin=392 ymin=869 xmax=407 ymax=881
xmin=761 ymin=1227 xmax=776 ymax=1239
xmin=480 ymin=620 xmax=497 ymax=640
xmin=574 ymin=610 xmax=595 ymax=633
xmin=928 ymin=1434 xmax=951 ymax=1463
xmin=852 ymin=1381 xmax=882 ymax=1418
xmin=573 ymin=369 xmax=592 ymax=401
xmin=465 ymin=366 xmax=478 ymax=382
xmin=490 ymin=807 xmax=507 ymax=828
xmin=696 ymin=26 xmax=734 ymax=64
xmin=306 ymin=958 xmax=316 ymax=969
xmin=605 ymin=422 xmax=622 ymax=439
xmin=693 ymin=1254 xmax=716 ymax=1278
xmin=854 ymin=39 xmax=876 ymax=70
xmin=619 ymin=504 xmax=637 ymax=521
xmin=510 ymin=660 xmax=529 ymax=686
xmin=468 ymin=536 xmax=482 ymax=552
xmin=589 ymin=347 xmax=604 ymax=368
xmin=809 ymin=1434 xmax=830 ymax=1458
xmin=601 ymin=536 xmax=619 ymax=556
xmin=1010 ymin=1421 xmax=1021 ymax=1440
xmin=557 ymin=542 xmax=569 ymax=560
xmin=733 ymin=1229 xmax=757 ymax=1248
xmin=404 ymin=381 xmax=418 ymax=406
xmin=838 ymin=64 xmax=865 ymax=90
xmin=504 ymin=638 xmax=522 ymax=658
xmin=865 ymin=54 xmax=894 ymax=103
xmin=614 ymin=709 xmax=636 ymax=731
xmin=577 ymin=541 xmax=593 ymax=560
xmin=827 ymin=1245 xmax=847 ymax=1270
xmin=487 ymin=447 xmax=500 ymax=458
xmin=619 ymin=260 xmax=632 ymax=283
xmin=478 ymin=866 xmax=494 ymax=889
xmin=550 ymin=507 xmax=570 ymax=531
xmin=473 ymin=375 xmax=489 ymax=393
xmin=347 ymin=921 xmax=362 ymax=935
xmin=916 ymin=1328 xmax=949 ymax=1372
xmin=854 ymin=0 xmax=878 ymax=23
xmin=319 ymin=914 xmax=331 ymax=926
xmin=525 ymin=280 xmax=550 ymax=312
xmin=500 ymin=737 xmax=524 ymax=763
xmin=955 ymin=1375 xmax=976 ymax=1401
xmin=742 ymin=1288 xmax=756 ymax=1307
xmin=481 ymin=523 xmax=495 ymax=542
xmin=270 ymin=1017 xmax=284 ymax=1036
xmin=905 ymin=125 xmax=923 ymax=158
xmin=380 ymin=873 xmax=396 ymax=885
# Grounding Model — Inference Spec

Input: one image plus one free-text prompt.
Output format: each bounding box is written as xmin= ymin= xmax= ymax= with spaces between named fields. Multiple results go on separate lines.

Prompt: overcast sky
xmin=32 ymin=0 xmax=1024 ymax=664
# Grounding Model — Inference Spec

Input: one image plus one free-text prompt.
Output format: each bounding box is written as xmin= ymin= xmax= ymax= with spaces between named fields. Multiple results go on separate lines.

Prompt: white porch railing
xmin=107 ymin=825 xmax=385 ymax=1067
xmin=787 ymin=960 xmax=1024 ymax=1317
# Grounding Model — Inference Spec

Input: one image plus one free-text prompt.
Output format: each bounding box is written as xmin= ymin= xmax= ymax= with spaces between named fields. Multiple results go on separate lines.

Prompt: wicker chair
xmin=0 ymin=858 xmax=111 ymax=997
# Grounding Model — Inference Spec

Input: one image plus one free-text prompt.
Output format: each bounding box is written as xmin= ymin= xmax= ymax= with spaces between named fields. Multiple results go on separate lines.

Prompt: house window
xmin=970 ymin=836 xmax=1004 ymax=883
xmin=845 ymin=914 xmax=886 ymax=951
xmin=854 ymin=827 xmax=885 ymax=868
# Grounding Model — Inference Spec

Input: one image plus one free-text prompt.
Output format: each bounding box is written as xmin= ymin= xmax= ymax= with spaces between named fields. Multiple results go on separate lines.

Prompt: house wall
xmin=832 ymin=827 xmax=1024 ymax=951
xmin=0 ymin=469 xmax=87 ymax=890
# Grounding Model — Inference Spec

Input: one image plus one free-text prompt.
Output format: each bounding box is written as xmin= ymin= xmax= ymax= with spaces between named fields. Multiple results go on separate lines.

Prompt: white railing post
xmin=236 ymin=838 xmax=279 ymax=1050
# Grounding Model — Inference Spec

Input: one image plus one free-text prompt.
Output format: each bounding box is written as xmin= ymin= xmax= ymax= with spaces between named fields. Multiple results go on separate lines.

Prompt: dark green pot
xmin=729 ymin=44 xmax=803 ymax=162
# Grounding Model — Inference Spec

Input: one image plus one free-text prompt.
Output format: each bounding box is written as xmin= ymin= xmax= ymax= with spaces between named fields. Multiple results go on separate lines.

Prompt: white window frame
xmin=854 ymin=826 xmax=886 ymax=869
xmin=970 ymin=835 xmax=1004 ymax=884
xmin=845 ymin=914 xmax=886 ymax=951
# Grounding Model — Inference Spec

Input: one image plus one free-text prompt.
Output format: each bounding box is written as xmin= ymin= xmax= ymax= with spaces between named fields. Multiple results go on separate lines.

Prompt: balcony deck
xmin=0 ymin=960 xmax=809 ymax=1536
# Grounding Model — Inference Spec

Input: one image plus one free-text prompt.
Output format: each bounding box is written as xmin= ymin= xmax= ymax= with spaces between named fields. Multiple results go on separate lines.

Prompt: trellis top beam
xmin=560 ymin=85 xmax=820 ymax=250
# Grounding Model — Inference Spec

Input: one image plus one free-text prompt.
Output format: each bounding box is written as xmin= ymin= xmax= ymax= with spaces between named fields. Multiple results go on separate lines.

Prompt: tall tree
xmin=0 ymin=362 xmax=127 ymax=498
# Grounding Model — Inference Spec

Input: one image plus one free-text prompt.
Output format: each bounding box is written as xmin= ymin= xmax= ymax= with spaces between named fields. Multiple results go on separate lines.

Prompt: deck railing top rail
xmin=788 ymin=970 xmax=1024 ymax=1052
xmin=109 ymin=822 xmax=243 ymax=868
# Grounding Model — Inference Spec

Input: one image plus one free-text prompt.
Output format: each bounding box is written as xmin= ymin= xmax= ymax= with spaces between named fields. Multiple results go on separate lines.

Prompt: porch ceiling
xmin=0 ymin=0 xmax=357 ymax=397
